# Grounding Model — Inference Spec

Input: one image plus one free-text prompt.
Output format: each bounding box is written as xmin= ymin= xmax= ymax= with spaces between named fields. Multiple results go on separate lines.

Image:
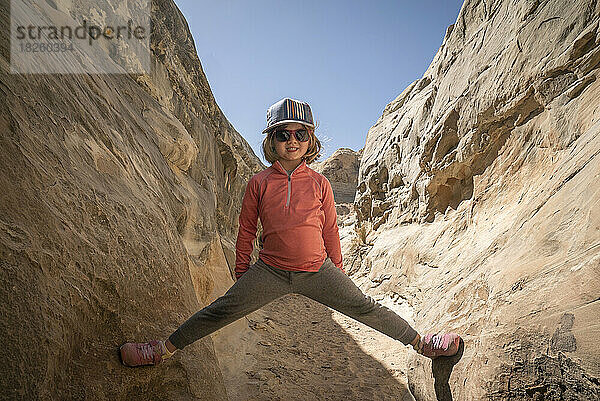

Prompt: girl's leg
xmin=168 ymin=258 xmax=292 ymax=350
xmin=292 ymin=258 xmax=418 ymax=345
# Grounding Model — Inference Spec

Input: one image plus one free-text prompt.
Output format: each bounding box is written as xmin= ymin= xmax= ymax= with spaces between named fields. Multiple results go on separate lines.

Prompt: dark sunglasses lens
xmin=274 ymin=129 xmax=309 ymax=142
xmin=275 ymin=130 xmax=289 ymax=142
xmin=295 ymin=129 xmax=308 ymax=142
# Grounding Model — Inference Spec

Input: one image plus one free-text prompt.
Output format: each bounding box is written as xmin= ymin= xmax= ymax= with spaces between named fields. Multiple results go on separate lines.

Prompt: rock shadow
xmin=430 ymin=338 xmax=465 ymax=401
xmin=228 ymin=293 xmax=418 ymax=401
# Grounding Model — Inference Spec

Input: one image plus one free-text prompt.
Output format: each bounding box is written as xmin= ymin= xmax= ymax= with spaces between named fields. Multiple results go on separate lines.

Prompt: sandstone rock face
xmin=311 ymin=147 xmax=362 ymax=239
xmin=311 ymin=148 xmax=362 ymax=277
xmin=348 ymin=0 xmax=600 ymax=399
xmin=0 ymin=0 xmax=263 ymax=399
xmin=311 ymin=147 xmax=361 ymax=204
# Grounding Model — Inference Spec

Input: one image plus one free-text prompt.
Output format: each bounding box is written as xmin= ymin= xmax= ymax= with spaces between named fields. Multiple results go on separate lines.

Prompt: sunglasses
xmin=273 ymin=128 xmax=310 ymax=142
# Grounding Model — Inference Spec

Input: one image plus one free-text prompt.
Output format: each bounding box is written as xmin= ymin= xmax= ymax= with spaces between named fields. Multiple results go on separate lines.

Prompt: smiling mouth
xmin=287 ymin=148 xmax=298 ymax=152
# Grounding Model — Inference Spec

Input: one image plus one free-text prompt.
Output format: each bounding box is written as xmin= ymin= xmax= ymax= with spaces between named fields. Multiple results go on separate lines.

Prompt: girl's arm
xmin=235 ymin=178 xmax=259 ymax=279
xmin=321 ymin=178 xmax=345 ymax=274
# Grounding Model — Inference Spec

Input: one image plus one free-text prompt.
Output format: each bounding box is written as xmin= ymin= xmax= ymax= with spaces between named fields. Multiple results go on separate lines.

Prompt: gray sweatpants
xmin=168 ymin=257 xmax=418 ymax=350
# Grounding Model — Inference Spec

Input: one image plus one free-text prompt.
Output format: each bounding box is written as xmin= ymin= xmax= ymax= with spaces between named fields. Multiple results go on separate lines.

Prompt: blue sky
xmin=173 ymin=0 xmax=464 ymax=164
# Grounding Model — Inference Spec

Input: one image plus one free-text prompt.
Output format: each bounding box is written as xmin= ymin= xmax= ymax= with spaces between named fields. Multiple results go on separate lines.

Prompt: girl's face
xmin=273 ymin=122 xmax=310 ymax=168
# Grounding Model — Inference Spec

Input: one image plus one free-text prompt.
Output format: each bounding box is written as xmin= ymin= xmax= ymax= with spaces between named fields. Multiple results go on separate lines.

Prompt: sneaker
xmin=120 ymin=340 xmax=172 ymax=367
xmin=414 ymin=333 xmax=461 ymax=359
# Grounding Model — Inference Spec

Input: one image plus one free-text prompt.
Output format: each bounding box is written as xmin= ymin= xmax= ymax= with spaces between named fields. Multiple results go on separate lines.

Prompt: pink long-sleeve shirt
xmin=235 ymin=159 xmax=344 ymax=279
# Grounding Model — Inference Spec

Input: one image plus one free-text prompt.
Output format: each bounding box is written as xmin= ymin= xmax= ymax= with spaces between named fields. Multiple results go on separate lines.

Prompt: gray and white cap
xmin=262 ymin=97 xmax=315 ymax=134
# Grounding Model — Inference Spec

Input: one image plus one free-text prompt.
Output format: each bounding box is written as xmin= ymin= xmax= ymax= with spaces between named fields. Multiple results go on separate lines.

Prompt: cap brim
xmin=262 ymin=120 xmax=315 ymax=134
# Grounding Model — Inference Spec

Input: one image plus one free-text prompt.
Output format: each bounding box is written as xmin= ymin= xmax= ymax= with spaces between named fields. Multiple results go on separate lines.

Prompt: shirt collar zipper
xmin=281 ymin=160 xmax=303 ymax=208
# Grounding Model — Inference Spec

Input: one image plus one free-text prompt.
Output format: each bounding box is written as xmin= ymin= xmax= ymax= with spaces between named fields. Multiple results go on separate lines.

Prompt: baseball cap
xmin=262 ymin=98 xmax=315 ymax=134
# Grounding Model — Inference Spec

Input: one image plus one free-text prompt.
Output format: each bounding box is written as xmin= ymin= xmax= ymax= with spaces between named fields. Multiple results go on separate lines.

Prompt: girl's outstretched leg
xmin=292 ymin=258 xmax=418 ymax=345
xmin=169 ymin=259 xmax=291 ymax=349
xmin=293 ymin=258 xmax=461 ymax=358
xmin=120 ymin=259 xmax=291 ymax=367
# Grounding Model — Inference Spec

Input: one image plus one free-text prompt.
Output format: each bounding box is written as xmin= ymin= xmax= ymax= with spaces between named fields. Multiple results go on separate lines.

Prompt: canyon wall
xmin=348 ymin=0 xmax=600 ymax=399
xmin=0 ymin=0 xmax=263 ymax=399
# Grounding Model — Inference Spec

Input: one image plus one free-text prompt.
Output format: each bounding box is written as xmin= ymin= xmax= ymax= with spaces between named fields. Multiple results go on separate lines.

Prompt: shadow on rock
xmin=227 ymin=293 xmax=417 ymax=401
xmin=431 ymin=338 xmax=465 ymax=401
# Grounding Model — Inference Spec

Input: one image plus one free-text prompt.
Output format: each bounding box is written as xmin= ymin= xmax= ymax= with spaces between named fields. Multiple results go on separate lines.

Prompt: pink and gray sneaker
xmin=414 ymin=333 xmax=461 ymax=359
xmin=120 ymin=340 xmax=173 ymax=367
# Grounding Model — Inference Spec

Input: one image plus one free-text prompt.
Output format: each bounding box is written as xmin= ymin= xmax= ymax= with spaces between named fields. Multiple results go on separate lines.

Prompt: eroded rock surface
xmin=347 ymin=0 xmax=600 ymax=399
xmin=312 ymin=147 xmax=361 ymax=204
xmin=0 ymin=0 xmax=263 ymax=399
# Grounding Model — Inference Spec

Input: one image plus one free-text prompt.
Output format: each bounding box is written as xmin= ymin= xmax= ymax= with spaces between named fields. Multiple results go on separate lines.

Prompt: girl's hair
xmin=261 ymin=122 xmax=322 ymax=165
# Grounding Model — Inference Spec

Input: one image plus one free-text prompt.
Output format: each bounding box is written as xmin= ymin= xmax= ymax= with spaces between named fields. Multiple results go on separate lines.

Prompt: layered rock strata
xmin=0 ymin=0 xmax=263 ymax=399
xmin=349 ymin=0 xmax=600 ymax=399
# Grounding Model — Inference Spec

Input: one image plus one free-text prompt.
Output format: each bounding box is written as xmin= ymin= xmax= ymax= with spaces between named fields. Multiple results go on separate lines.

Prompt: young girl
xmin=120 ymin=97 xmax=461 ymax=367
